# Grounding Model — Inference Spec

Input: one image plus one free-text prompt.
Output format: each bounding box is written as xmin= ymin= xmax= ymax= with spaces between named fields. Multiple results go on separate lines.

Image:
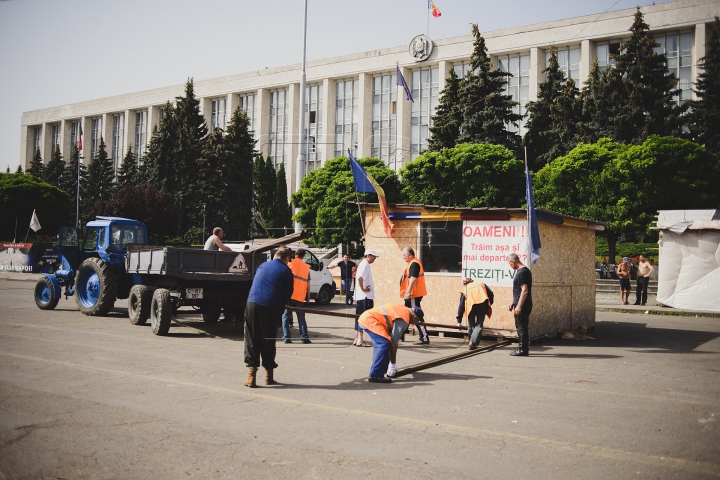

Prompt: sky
xmin=0 ymin=0 xmax=676 ymax=172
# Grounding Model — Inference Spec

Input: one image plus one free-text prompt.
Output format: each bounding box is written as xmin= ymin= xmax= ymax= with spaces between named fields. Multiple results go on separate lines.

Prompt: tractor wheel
xmin=150 ymin=288 xmax=172 ymax=335
xmin=128 ymin=285 xmax=151 ymax=326
xmin=75 ymin=257 xmax=117 ymax=316
xmin=202 ymin=302 xmax=221 ymax=323
xmin=314 ymin=285 xmax=334 ymax=305
xmin=34 ymin=277 xmax=59 ymax=310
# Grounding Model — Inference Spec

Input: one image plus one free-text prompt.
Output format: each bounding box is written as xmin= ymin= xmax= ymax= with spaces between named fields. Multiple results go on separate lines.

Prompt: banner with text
xmin=461 ymin=221 xmax=529 ymax=286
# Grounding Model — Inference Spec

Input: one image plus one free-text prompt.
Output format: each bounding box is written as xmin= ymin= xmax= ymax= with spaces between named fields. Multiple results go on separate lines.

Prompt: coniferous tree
xmin=81 ymin=137 xmax=114 ymax=219
xmin=139 ymin=102 xmax=177 ymax=190
xmin=549 ymin=77 xmax=581 ymax=158
xmin=576 ymin=61 xmax=615 ymax=143
xmin=16 ymin=165 xmax=23 ymax=174
xmin=43 ymin=145 xmax=65 ymax=187
xmin=59 ymin=144 xmax=83 ymax=198
xmin=189 ymin=129 xmax=228 ymax=238
xmin=253 ymin=156 xmax=276 ymax=236
xmin=687 ymin=17 xmax=720 ymax=155
xmin=273 ymin=163 xmax=293 ymax=235
xmin=457 ymin=24 xmax=522 ymax=152
xmin=28 ymin=148 xmax=44 ymax=178
xmin=5 ymin=166 xmax=9 ymax=173
xmin=224 ymin=107 xmax=257 ymax=240
xmin=116 ymin=146 xmax=138 ymax=188
xmin=428 ymin=68 xmax=462 ymax=151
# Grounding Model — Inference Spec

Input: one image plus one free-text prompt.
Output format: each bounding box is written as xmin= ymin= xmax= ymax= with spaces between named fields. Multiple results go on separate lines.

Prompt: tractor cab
xmin=81 ymin=217 xmax=148 ymax=268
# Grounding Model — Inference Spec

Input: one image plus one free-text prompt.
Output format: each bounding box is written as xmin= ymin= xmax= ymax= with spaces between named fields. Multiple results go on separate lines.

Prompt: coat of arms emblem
xmin=409 ymin=34 xmax=433 ymax=62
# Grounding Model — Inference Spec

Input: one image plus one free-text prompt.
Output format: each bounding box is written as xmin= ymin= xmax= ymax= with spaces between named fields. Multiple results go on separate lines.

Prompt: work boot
xmin=243 ymin=368 xmax=257 ymax=388
xmin=265 ymin=368 xmax=278 ymax=385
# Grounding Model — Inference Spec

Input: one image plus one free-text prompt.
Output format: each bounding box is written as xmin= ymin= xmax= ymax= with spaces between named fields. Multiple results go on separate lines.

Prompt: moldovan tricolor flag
xmin=348 ymin=150 xmax=394 ymax=237
xmin=29 ymin=209 xmax=42 ymax=232
xmin=77 ymin=121 xmax=83 ymax=151
xmin=429 ymin=0 xmax=441 ymax=18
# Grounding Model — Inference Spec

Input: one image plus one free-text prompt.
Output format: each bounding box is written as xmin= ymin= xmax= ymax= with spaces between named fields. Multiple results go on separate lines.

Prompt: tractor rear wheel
xmin=75 ymin=258 xmax=117 ymax=316
xmin=128 ymin=285 xmax=151 ymax=325
xmin=34 ymin=277 xmax=59 ymax=310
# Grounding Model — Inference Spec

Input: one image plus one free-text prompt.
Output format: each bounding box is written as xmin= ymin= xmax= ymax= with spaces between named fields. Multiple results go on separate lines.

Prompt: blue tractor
xmin=34 ymin=217 xmax=148 ymax=316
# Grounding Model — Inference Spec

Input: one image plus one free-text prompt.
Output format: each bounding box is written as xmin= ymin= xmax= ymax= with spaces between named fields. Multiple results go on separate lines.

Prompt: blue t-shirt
xmin=247 ymin=258 xmax=294 ymax=315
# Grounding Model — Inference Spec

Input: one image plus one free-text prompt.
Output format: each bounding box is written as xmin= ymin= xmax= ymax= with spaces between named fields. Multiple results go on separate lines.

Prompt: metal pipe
xmin=394 ymin=340 xmax=511 ymax=377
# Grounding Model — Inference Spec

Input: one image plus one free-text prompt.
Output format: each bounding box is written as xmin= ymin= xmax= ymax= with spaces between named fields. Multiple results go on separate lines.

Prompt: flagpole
xmin=355 ymin=191 xmax=366 ymax=236
xmin=427 ymin=0 xmax=430 ymax=36
xmin=76 ymin=152 xmax=81 ymax=229
xmin=13 ymin=216 xmax=17 ymax=244
xmin=294 ymin=0 xmax=309 ymax=233
xmin=525 ymin=146 xmax=532 ymax=269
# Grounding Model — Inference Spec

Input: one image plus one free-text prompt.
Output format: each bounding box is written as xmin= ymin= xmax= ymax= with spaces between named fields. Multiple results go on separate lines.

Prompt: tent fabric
xmin=657 ymin=210 xmax=718 ymax=233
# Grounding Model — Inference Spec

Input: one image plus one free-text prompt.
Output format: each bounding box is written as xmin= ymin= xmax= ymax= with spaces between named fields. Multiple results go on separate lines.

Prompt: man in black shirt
xmin=508 ymin=253 xmax=532 ymax=356
xmin=336 ymin=254 xmax=356 ymax=305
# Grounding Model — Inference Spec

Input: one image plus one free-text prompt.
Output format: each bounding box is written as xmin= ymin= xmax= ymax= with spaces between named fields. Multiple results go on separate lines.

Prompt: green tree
xmin=0 ymin=173 xmax=73 ymax=241
xmin=253 ymin=156 xmax=274 ymax=237
xmin=15 ymin=165 xmax=23 ymax=173
xmin=576 ymin=61 xmax=615 ymax=144
xmin=138 ymin=102 xmax=177 ymax=189
xmin=28 ymin=148 xmax=44 ymax=179
xmin=687 ymin=17 xmax=720 ymax=155
xmin=116 ymin=146 xmax=138 ymax=188
xmin=188 ymin=129 xmax=229 ymax=239
xmin=400 ymin=143 xmax=525 ymax=208
xmin=43 ymin=145 xmax=65 ymax=187
xmin=292 ymin=156 xmax=402 ymax=246
xmin=59 ymin=144 xmax=83 ymax=199
xmin=457 ymin=24 xmax=522 ymax=152
xmin=223 ymin=107 xmax=257 ymax=240
xmin=273 ymin=162 xmax=293 ymax=235
xmin=81 ymin=137 xmax=114 ymax=220
xmin=428 ymin=68 xmax=462 ymax=151
xmin=260 ymin=158 xmax=279 ymax=235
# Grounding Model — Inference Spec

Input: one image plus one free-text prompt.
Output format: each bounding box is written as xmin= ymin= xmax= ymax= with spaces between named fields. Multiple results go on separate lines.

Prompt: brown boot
xmin=265 ymin=368 xmax=278 ymax=385
xmin=243 ymin=368 xmax=257 ymax=388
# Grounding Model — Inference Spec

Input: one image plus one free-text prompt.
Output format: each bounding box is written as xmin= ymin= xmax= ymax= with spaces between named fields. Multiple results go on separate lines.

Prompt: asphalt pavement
xmin=0 ymin=278 xmax=719 ymax=479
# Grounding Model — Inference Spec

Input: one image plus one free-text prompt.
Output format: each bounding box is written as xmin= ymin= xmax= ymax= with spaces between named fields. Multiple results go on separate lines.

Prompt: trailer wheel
xmin=202 ymin=302 xmax=221 ymax=323
xmin=75 ymin=257 xmax=117 ymax=316
xmin=34 ymin=277 xmax=59 ymax=310
xmin=128 ymin=285 xmax=151 ymax=326
xmin=314 ymin=285 xmax=334 ymax=305
xmin=150 ymin=288 xmax=172 ymax=335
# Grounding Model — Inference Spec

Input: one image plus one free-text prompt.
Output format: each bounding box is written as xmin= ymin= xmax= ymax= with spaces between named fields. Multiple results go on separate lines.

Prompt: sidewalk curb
xmin=595 ymin=306 xmax=720 ymax=318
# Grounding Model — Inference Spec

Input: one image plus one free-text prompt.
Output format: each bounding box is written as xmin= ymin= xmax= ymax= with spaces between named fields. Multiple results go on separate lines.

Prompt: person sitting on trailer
xmin=204 ymin=227 xmax=232 ymax=252
xmin=456 ymin=278 xmax=494 ymax=350
xmin=358 ymin=303 xmax=423 ymax=383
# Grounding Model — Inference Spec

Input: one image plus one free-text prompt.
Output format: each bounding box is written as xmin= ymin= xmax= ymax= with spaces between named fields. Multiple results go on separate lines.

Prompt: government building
xmin=19 ymin=0 xmax=719 ymax=197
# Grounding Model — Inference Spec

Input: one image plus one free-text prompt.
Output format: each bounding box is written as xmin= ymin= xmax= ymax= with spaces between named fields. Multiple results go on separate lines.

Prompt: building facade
xmin=19 ymin=0 xmax=719 ymax=197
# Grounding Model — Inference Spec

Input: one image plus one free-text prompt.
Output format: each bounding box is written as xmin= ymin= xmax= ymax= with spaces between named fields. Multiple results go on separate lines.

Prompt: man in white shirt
xmin=353 ymin=250 xmax=378 ymax=347
xmin=204 ymin=227 xmax=232 ymax=252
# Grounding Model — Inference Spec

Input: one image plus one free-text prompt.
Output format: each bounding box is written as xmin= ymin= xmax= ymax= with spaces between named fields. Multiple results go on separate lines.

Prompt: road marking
xmin=1 ymin=350 xmax=718 ymax=477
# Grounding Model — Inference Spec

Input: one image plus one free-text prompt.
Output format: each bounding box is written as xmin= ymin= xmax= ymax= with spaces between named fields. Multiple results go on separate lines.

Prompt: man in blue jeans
xmin=336 ymin=253 xmax=356 ymax=305
xmin=281 ymin=248 xmax=311 ymax=344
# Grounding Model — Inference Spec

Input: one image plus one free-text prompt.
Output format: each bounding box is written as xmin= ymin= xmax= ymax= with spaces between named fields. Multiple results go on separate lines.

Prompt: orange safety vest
xmin=400 ymin=258 xmax=427 ymax=298
xmin=358 ymin=303 xmax=411 ymax=342
xmin=461 ymin=281 xmax=493 ymax=318
xmin=290 ymin=258 xmax=311 ymax=302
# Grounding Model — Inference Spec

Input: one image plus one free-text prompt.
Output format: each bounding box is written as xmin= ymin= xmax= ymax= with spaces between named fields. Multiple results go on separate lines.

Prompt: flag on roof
xmin=349 ymin=150 xmax=394 ymax=237
xmin=396 ymin=65 xmax=414 ymax=103
xmin=430 ymin=1 xmax=441 ymax=18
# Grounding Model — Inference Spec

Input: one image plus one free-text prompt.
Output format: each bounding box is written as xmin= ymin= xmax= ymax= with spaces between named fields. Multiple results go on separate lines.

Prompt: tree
xmin=59 ymin=144 xmax=83 ymax=200
xmin=273 ymin=163 xmax=293 ymax=235
xmin=687 ymin=17 xmax=720 ymax=155
xmin=28 ymin=148 xmax=43 ymax=179
xmin=43 ymin=145 xmax=65 ymax=187
xmin=0 ymin=173 xmax=73 ymax=241
xmin=253 ymin=156 xmax=274 ymax=237
xmin=81 ymin=137 xmax=114 ymax=220
xmin=576 ymin=61 xmax=615 ymax=144
xmin=116 ymin=146 xmax=138 ymax=188
xmin=457 ymin=24 xmax=522 ymax=152
xmin=187 ymin=129 xmax=229 ymax=240
xmin=292 ymin=156 xmax=402 ymax=246
xmin=223 ymin=107 xmax=257 ymax=240
xmin=138 ymin=103 xmax=177 ymax=189
xmin=428 ymin=68 xmax=462 ymax=151
xmin=15 ymin=165 xmax=23 ymax=174
xmin=400 ymin=143 xmax=525 ymax=208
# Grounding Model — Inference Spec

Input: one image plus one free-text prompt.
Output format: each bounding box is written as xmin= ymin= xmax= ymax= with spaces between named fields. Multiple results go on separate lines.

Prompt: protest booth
xmin=656 ymin=210 xmax=720 ymax=313
xmin=358 ymin=203 xmax=604 ymax=339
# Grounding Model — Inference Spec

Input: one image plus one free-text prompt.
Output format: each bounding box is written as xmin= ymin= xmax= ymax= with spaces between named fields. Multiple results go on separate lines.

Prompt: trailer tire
xmin=75 ymin=257 xmax=117 ymax=316
xmin=314 ymin=285 xmax=334 ymax=305
xmin=150 ymin=288 xmax=172 ymax=335
xmin=202 ymin=302 xmax=221 ymax=323
xmin=34 ymin=277 xmax=59 ymax=310
xmin=128 ymin=285 xmax=151 ymax=326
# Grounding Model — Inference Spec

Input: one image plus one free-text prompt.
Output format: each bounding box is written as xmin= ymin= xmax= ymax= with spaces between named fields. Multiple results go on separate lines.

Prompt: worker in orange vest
xmin=358 ymin=303 xmax=423 ymax=383
xmin=281 ymin=248 xmax=312 ymax=344
xmin=456 ymin=278 xmax=494 ymax=350
xmin=399 ymin=247 xmax=430 ymax=345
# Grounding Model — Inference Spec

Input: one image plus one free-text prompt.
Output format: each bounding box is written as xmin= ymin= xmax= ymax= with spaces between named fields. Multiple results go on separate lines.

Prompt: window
xmin=83 ymin=226 xmax=105 ymax=251
xmin=134 ymin=110 xmax=148 ymax=159
xmin=596 ymin=40 xmax=621 ymax=70
xmin=334 ymin=78 xmax=359 ymax=158
xmin=268 ymin=89 xmax=289 ymax=170
xmin=91 ymin=117 xmax=102 ymax=159
xmin=110 ymin=224 xmax=146 ymax=249
xmin=655 ymin=32 xmax=693 ymax=104
xmin=210 ymin=97 xmax=226 ymax=131
xmin=304 ymin=84 xmax=323 ymax=171
xmin=238 ymin=93 xmax=257 ymax=133
xmin=371 ymin=72 xmax=397 ymax=168
xmin=32 ymin=126 xmax=42 ymax=155
xmin=420 ymin=221 xmax=463 ymax=274
xmin=410 ymin=66 xmax=439 ymax=161
xmin=452 ymin=61 xmax=473 ymax=78
xmin=70 ymin=121 xmax=80 ymax=152
xmin=498 ymin=53 xmax=530 ymax=135
xmin=159 ymin=107 xmax=165 ymax=124
xmin=112 ymin=114 xmax=124 ymax=169
xmin=546 ymin=47 xmax=580 ymax=83
xmin=51 ymin=124 xmax=61 ymax=153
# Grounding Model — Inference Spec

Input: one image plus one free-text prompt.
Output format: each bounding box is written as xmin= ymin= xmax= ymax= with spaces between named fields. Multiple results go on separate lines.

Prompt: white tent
xmin=656 ymin=210 xmax=720 ymax=313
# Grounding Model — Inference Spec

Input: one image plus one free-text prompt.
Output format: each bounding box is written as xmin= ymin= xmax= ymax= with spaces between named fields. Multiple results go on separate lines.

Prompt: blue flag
xmin=349 ymin=150 xmax=376 ymax=193
xmin=396 ymin=65 xmax=414 ymax=103
xmin=526 ymin=163 xmax=541 ymax=264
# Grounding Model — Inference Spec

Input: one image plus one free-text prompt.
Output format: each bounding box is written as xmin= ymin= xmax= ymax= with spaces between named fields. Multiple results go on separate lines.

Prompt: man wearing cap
xmin=281 ymin=248 xmax=311 ymax=344
xmin=353 ymin=250 xmax=378 ymax=347
xmin=616 ymin=257 xmax=631 ymax=305
xmin=358 ymin=303 xmax=422 ymax=383
xmin=399 ymin=247 xmax=430 ymax=345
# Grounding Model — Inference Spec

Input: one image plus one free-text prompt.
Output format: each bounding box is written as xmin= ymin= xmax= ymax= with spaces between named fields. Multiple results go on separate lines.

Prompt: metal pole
xmin=76 ymin=152 xmax=81 ymax=229
xmin=294 ymin=0 xmax=309 ymax=233
xmin=202 ymin=203 xmax=206 ymax=244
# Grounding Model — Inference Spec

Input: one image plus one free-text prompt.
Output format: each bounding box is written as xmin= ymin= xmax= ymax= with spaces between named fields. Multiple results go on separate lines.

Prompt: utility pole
xmin=294 ymin=0 xmax=309 ymax=233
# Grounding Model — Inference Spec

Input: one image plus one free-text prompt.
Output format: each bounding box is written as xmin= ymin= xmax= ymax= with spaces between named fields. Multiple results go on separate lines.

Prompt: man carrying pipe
xmin=456 ymin=278 xmax=494 ymax=350
xmin=358 ymin=303 xmax=423 ymax=383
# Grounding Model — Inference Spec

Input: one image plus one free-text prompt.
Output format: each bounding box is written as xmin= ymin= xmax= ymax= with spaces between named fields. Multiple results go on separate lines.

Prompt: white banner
xmin=461 ymin=221 xmax=529 ymax=287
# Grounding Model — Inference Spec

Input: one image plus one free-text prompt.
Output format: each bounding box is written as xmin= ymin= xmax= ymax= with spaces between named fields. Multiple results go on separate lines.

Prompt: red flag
xmin=430 ymin=1 xmax=441 ymax=18
xmin=77 ymin=121 xmax=83 ymax=150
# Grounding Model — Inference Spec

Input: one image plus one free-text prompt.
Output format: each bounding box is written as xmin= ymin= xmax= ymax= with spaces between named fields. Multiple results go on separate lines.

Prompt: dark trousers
xmin=342 ymin=279 xmax=353 ymax=303
xmin=244 ymin=302 xmax=280 ymax=370
xmin=404 ymin=297 xmax=429 ymax=343
xmin=355 ymin=298 xmax=374 ymax=332
xmin=457 ymin=295 xmax=488 ymax=346
xmin=635 ymin=277 xmax=649 ymax=304
xmin=514 ymin=306 xmax=532 ymax=353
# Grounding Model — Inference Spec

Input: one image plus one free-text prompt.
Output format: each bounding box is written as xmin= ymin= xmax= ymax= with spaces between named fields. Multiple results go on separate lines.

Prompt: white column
xmin=357 ymin=73 xmax=372 ymax=158
xmin=201 ymin=97 xmax=213 ymax=131
xmin=396 ymin=66 xmax=412 ymax=170
xmin=580 ymin=39 xmax=592 ymax=87
xmin=694 ymin=22 xmax=707 ymax=101
xmin=321 ymin=78 xmax=334 ymax=163
xmin=256 ymin=88 xmax=270 ymax=158
xmin=124 ymin=110 xmax=134 ymax=156
xmin=20 ymin=125 xmax=30 ymax=171
xmin=42 ymin=122 xmax=53 ymax=163
xmin=80 ymin=116 xmax=92 ymax=165
xmin=148 ymin=105 xmax=160 ymax=135
xmin=102 ymin=113 xmax=113 ymax=160
xmin=286 ymin=83 xmax=301 ymax=194
xmin=227 ymin=93 xmax=238 ymax=120
xmin=529 ymin=48 xmax=542 ymax=103
xmin=437 ymin=60 xmax=452 ymax=94
xmin=60 ymin=119 xmax=72 ymax=160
